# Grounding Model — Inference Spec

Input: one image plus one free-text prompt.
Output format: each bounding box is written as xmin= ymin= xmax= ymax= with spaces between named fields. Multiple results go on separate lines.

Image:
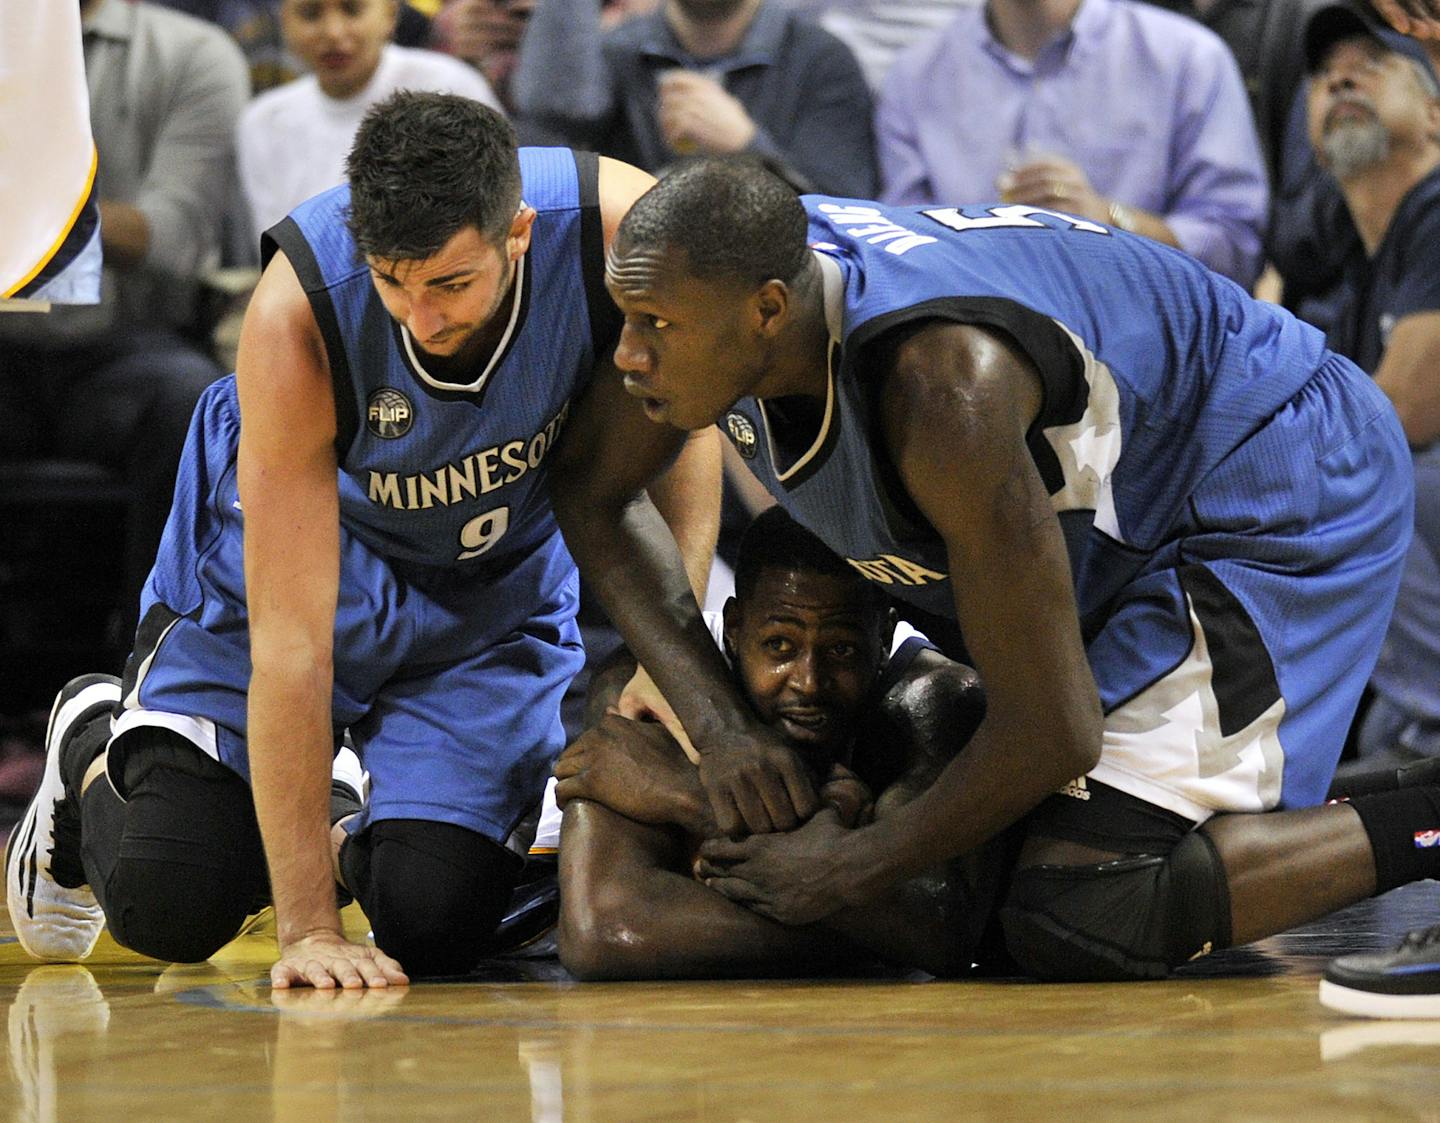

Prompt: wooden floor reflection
xmin=2 ymin=882 xmax=1438 ymax=1121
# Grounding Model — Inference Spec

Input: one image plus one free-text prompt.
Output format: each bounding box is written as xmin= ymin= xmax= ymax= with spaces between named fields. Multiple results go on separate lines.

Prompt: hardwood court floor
xmin=1 ymin=882 xmax=1438 ymax=1122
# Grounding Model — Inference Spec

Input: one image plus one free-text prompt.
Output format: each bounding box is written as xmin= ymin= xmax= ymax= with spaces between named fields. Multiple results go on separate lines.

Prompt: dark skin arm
xmin=555 ymin=712 xmax=873 ymax=834
xmin=557 ymin=799 xmax=855 ymax=981
xmin=559 ymin=650 xmax=864 ymax=832
xmin=555 ymin=713 xmax=716 ymax=836
xmin=866 ymin=648 xmax=985 ymax=815
xmin=699 ymin=323 xmax=1104 ymax=923
xmin=563 ymin=647 xmax=991 ymax=977
xmin=549 ymin=357 xmax=819 ymax=838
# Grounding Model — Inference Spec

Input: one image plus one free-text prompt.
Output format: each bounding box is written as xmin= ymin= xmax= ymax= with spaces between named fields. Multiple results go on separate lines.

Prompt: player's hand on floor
xmin=555 ymin=713 xmax=713 ymax=833
xmin=271 ymin=931 xmax=410 ymax=990
xmin=696 ymin=806 xmax=854 ymax=925
xmin=696 ymin=728 xmax=819 ymax=837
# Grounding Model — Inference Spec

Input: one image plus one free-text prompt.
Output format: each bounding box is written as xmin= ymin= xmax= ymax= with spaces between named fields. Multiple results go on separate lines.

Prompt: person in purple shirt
xmin=874 ymin=0 xmax=1269 ymax=287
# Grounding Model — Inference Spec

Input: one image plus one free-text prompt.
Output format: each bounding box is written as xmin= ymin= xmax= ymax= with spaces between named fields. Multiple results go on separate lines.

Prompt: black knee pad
xmin=341 ymin=819 xmax=522 ymax=977
xmin=93 ymin=732 xmax=268 ymax=963
xmin=999 ymin=830 xmax=1232 ymax=982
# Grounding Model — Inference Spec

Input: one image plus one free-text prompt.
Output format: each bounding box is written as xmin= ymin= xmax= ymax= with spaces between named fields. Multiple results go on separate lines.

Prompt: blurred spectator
xmin=1269 ymin=6 xmax=1439 ymax=332
xmin=154 ymin=0 xmax=435 ymax=92
xmin=1305 ymin=3 xmax=1440 ymax=763
xmin=876 ymin=0 xmax=1268 ymax=287
xmin=1270 ymin=90 xmax=1361 ymax=330
xmin=777 ymin=0 xmax=976 ymax=90
xmin=431 ymin=0 xmax=535 ymax=112
xmin=1140 ymin=0 xmax=1331 ymax=181
xmin=0 ymin=0 xmax=248 ymax=644
xmin=238 ymin=0 xmax=501 ymax=242
xmin=511 ymin=0 xmax=877 ymax=196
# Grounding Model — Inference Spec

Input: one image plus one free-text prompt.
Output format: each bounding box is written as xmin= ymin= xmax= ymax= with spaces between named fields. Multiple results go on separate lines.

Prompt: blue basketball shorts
xmin=1079 ymin=354 xmax=1412 ymax=820
xmin=111 ymin=384 xmax=585 ymax=844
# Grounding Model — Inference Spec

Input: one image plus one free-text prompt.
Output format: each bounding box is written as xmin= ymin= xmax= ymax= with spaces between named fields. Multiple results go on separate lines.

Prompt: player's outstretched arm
xmin=852 ymin=322 xmax=1102 ymax=878
xmin=237 ymin=252 xmax=407 ymax=989
xmin=549 ymin=357 xmax=815 ymax=836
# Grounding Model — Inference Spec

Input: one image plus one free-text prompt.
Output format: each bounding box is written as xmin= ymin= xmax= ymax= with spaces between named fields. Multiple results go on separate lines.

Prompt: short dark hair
xmin=733 ymin=506 xmax=882 ymax=610
xmin=617 ymin=157 xmax=810 ymax=286
xmin=345 ymin=91 xmax=522 ymax=261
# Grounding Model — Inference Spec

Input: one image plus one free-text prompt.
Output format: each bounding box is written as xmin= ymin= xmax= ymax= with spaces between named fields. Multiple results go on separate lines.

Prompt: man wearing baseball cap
xmin=1306 ymin=0 xmax=1440 ymax=1020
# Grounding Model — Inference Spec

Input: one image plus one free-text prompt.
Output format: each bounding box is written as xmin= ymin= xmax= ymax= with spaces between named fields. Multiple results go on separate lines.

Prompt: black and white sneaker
xmin=1320 ymin=924 xmax=1440 ymax=1019
xmin=4 ymin=675 xmax=119 ymax=961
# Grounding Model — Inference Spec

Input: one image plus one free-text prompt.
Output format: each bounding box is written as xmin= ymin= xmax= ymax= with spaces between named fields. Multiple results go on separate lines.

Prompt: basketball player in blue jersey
xmin=548 ymin=159 xmax=1440 ymax=982
xmin=6 ymin=92 xmax=721 ymax=988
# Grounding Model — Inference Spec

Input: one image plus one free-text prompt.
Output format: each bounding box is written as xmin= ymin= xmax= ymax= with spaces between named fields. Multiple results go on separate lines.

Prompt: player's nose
xmin=613 ymin=322 xmax=651 ymax=373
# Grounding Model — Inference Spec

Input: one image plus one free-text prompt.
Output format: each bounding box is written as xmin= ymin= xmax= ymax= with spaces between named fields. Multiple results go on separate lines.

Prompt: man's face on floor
xmin=725 ymin=566 xmax=887 ymax=770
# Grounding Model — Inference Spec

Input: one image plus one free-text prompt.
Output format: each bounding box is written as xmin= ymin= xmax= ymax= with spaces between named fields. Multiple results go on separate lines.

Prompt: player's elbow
xmin=557 ymin=883 xmax=655 ymax=981
xmin=1061 ymin=697 xmax=1105 ymax=777
xmin=548 ymin=466 xmax=639 ymax=552
xmin=1037 ymin=689 xmax=1104 ymax=785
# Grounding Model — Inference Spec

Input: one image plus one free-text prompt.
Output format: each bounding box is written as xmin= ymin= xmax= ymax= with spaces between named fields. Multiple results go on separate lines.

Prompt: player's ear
xmin=722 ymin=596 xmax=741 ymax=657
xmin=753 ymin=279 xmax=788 ymax=338
xmin=506 ymin=206 xmax=537 ymax=261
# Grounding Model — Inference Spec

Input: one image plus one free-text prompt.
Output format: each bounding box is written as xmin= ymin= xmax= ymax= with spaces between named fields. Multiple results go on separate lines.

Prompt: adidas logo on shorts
xmin=1058 ymin=776 xmax=1091 ymax=801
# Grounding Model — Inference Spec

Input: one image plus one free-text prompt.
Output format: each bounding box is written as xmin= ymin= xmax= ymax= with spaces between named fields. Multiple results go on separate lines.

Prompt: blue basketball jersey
xmin=720 ymin=198 xmax=1335 ymax=625
xmin=716 ymin=198 xmax=1411 ymax=816
xmin=123 ymin=149 xmax=612 ymax=833
xmin=263 ymin=146 xmax=617 ymax=574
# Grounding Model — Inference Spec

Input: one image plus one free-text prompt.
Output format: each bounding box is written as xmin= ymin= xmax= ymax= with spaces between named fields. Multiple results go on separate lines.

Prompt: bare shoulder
xmin=874 ymin=320 xmax=1043 ymax=474
xmin=596 ymin=157 xmax=657 ymax=248
xmin=245 ymin=249 xmax=321 ymax=345
xmin=236 ymin=248 xmax=335 ymax=443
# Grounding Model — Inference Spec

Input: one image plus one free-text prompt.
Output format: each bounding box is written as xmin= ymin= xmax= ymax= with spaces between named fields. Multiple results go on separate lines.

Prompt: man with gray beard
xmin=1308 ymin=3 xmax=1440 ymax=761
xmin=1305 ymin=1 xmax=1440 ymax=1018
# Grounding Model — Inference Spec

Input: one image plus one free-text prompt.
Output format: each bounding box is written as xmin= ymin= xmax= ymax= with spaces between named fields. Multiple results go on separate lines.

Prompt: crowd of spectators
xmin=2 ymin=0 xmax=1438 ymax=786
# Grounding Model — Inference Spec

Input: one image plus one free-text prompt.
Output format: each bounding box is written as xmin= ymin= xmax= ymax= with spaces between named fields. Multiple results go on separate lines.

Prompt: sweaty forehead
xmin=745 ymin=568 xmax=872 ymax=622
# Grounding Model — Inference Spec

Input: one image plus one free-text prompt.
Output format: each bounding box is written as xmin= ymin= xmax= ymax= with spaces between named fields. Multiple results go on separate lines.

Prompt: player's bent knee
xmin=104 ymin=858 xmax=251 ymax=963
xmin=998 ymin=830 xmax=1232 ymax=982
xmin=98 ymin=736 xmax=266 ymax=963
xmin=347 ymin=819 xmax=521 ymax=977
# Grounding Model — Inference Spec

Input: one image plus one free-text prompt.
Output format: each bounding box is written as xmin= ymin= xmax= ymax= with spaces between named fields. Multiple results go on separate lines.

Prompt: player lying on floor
xmin=546 ymin=503 xmax=1440 ymax=981
xmin=539 ymin=506 xmax=1006 ymax=979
